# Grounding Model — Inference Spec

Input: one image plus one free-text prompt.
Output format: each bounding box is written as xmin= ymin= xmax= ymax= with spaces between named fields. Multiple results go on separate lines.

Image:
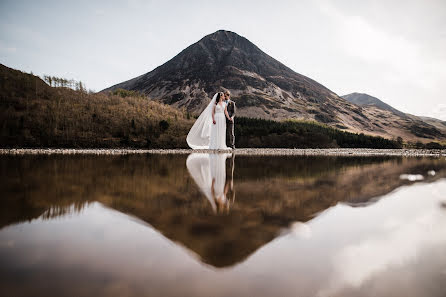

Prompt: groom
xmin=224 ymin=90 xmax=236 ymax=149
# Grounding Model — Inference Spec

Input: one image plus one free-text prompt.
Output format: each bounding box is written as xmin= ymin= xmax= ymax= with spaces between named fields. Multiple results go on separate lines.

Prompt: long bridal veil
xmin=186 ymin=93 xmax=218 ymax=149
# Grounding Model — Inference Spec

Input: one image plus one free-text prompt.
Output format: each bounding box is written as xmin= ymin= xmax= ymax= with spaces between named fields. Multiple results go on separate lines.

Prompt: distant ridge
xmin=342 ymin=92 xmax=406 ymax=117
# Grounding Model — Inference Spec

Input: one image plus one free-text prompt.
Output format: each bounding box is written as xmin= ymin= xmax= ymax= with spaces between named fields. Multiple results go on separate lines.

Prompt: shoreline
xmin=0 ymin=148 xmax=445 ymax=157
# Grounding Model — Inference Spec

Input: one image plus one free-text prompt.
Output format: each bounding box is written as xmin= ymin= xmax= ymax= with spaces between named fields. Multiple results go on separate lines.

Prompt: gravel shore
xmin=1 ymin=148 xmax=445 ymax=157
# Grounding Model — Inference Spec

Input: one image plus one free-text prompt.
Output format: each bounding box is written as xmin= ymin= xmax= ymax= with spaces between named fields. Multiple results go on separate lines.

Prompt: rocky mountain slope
xmin=342 ymin=92 xmax=405 ymax=117
xmin=342 ymin=92 xmax=446 ymax=142
xmin=103 ymin=30 xmax=446 ymax=143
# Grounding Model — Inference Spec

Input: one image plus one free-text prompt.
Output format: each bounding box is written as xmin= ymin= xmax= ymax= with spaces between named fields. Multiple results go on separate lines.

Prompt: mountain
xmin=0 ymin=63 xmax=402 ymax=149
xmin=103 ymin=30 xmax=341 ymax=117
xmin=342 ymin=92 xmax=406 ymax=117
xmin=102 ymin=30 xmax=370 ymax=128
xmin=342 ymin=92 xmax=446 ymax=142
xmin=104 ymin=30 xmax=446 ymax=143
xmin=418 ymin=116 xmax=446 ymax=135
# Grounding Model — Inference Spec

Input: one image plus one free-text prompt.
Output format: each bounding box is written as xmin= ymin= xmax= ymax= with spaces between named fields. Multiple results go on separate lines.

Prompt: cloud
xmin=431 ymin=104 xmax=446 ymax=121
xmin=316 ymin=182 xmax=446 ymax=297
xmin=0 ymin=43 xmax=17 ymax=54
xmin=316 ymin=0 xmax=446 ymax=91
xmin=94 ymin=9 xmax=106 ymax=16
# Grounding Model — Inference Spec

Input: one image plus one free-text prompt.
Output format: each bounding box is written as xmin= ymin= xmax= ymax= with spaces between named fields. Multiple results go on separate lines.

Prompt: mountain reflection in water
xmin=1 ymin=154 xmax=446 ymax=297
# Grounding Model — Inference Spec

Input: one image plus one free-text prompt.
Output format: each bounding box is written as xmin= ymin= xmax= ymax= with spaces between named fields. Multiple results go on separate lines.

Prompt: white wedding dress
xmin=209 ymin=103 xmax=228 ymax=149
xmin=186 ymin=93 xmax=228 ymax=149
xmin=186 ymin=153 xmax=231 ymax=212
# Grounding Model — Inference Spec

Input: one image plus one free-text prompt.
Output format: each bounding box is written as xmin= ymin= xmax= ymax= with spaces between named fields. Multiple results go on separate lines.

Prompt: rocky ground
xmin=1 ymin=148 xmax=445 ymax=157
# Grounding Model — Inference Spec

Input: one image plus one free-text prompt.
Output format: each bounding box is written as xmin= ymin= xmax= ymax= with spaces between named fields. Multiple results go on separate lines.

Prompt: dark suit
xmin=225 ymin=100 xmax=236 ymax=148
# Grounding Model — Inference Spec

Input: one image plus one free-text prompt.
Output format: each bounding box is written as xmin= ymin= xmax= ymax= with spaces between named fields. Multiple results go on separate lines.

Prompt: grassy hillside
xmin=2 ymin=64 xmax=442 ymax=149
xmin=0 ymin=64 xmax=194 ymax=148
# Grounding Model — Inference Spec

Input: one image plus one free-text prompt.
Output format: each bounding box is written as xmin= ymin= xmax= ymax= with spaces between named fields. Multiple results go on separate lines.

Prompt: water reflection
xmin=187 ymin=153 xmax=235 ymax=212
xmin=1 ymin=154 xmax=446 ymax=296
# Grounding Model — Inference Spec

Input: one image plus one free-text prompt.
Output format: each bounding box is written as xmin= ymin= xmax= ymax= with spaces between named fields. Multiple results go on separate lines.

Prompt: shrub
xmin=112 ymin=88 xmax=143 ymax=98
xmin=159 ymin=120 xmax=169 ymax=132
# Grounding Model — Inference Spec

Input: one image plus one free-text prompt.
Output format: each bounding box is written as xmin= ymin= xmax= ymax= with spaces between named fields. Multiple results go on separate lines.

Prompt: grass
xmin=0 ymin=64 xmax=194 ymax=148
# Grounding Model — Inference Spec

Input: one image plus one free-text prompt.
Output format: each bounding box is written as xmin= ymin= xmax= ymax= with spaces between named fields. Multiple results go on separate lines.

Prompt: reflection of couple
xmin=186 ymin=90 xmax=236 ymax=149
xmin=186 ymin=153 xmax=235 ymax=212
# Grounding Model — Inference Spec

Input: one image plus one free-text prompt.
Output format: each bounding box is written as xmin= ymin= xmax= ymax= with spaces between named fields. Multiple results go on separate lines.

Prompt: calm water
xmin=1 ymin=153 xmax=446 ymax=297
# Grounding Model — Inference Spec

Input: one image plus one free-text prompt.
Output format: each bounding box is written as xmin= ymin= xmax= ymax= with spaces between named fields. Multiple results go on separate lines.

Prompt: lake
xmin=1 ymin=153 xmax=446 ymax=297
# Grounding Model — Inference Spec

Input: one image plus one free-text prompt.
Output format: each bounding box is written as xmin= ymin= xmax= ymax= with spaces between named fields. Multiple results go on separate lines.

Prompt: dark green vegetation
xmin=235 ymin=118 xmax=402 ymax=148
xmin=1 ymin=64 xmax=444 ymax=149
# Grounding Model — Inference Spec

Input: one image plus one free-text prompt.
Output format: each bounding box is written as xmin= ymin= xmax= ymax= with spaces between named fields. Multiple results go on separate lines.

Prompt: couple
xmin=186 ymin=90 xmax=236 ymax=149
xmin=186 ymin=152 xmax=235 ymax=213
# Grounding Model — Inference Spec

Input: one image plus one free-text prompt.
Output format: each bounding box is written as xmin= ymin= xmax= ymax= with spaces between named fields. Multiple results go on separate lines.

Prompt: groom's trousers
xmin=226 ymin=119 xmax=235 ymax=148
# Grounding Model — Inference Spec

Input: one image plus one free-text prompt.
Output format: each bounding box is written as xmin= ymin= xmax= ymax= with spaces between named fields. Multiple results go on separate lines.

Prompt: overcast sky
xmin=1 ymin=0 xmax=445 ymax=119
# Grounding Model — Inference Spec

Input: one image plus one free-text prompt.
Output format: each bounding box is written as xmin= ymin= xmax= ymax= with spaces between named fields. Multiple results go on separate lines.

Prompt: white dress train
xmin=186 ymin=93 xmax=229 ymax=150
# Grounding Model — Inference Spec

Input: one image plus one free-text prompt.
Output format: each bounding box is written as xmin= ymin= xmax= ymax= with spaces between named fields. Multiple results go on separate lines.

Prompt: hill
xmin=342 ymin=92 xmax=406 ymax=117
xmin=1 ymin=63 xmax=442 ymax=149
xmin=342 ymin=92 xmax=446 ymax=143
xmin=0 ymin=64 xmax=193 ymax=148
xmin=103 ymin=30 xmax=446 ymax=143
xmin=1 ymin=63 xmax=408 ymax=149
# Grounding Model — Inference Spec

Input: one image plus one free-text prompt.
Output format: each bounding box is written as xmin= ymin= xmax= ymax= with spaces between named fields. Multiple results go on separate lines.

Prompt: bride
xmin=186 ymin=92 xmax=232 ymax=149
xmin=186 ymin=152 xmax=233 ymax=212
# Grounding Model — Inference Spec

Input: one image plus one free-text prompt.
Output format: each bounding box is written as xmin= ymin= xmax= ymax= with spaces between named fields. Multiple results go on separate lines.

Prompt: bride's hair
xmin=215 ymin=92 xmax=223 ymax=104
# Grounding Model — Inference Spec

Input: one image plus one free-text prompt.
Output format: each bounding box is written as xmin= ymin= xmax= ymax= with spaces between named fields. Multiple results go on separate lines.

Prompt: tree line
xmin=234 ymin=117 xmax=403 ymax=149
xmin=42 ymin=75 xmax=88 ymax=92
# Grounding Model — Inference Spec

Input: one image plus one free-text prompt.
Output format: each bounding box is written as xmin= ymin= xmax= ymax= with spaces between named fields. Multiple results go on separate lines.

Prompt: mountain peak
xmin=195 ymin=29 xmax=263 ymax=59
xmin=202 ymin=29 xmax=250 ymax=43
xmin=103 ymin=30 xmax=332 ymax=116
xmin=205 ymin=29 xmax=239 ymax=38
